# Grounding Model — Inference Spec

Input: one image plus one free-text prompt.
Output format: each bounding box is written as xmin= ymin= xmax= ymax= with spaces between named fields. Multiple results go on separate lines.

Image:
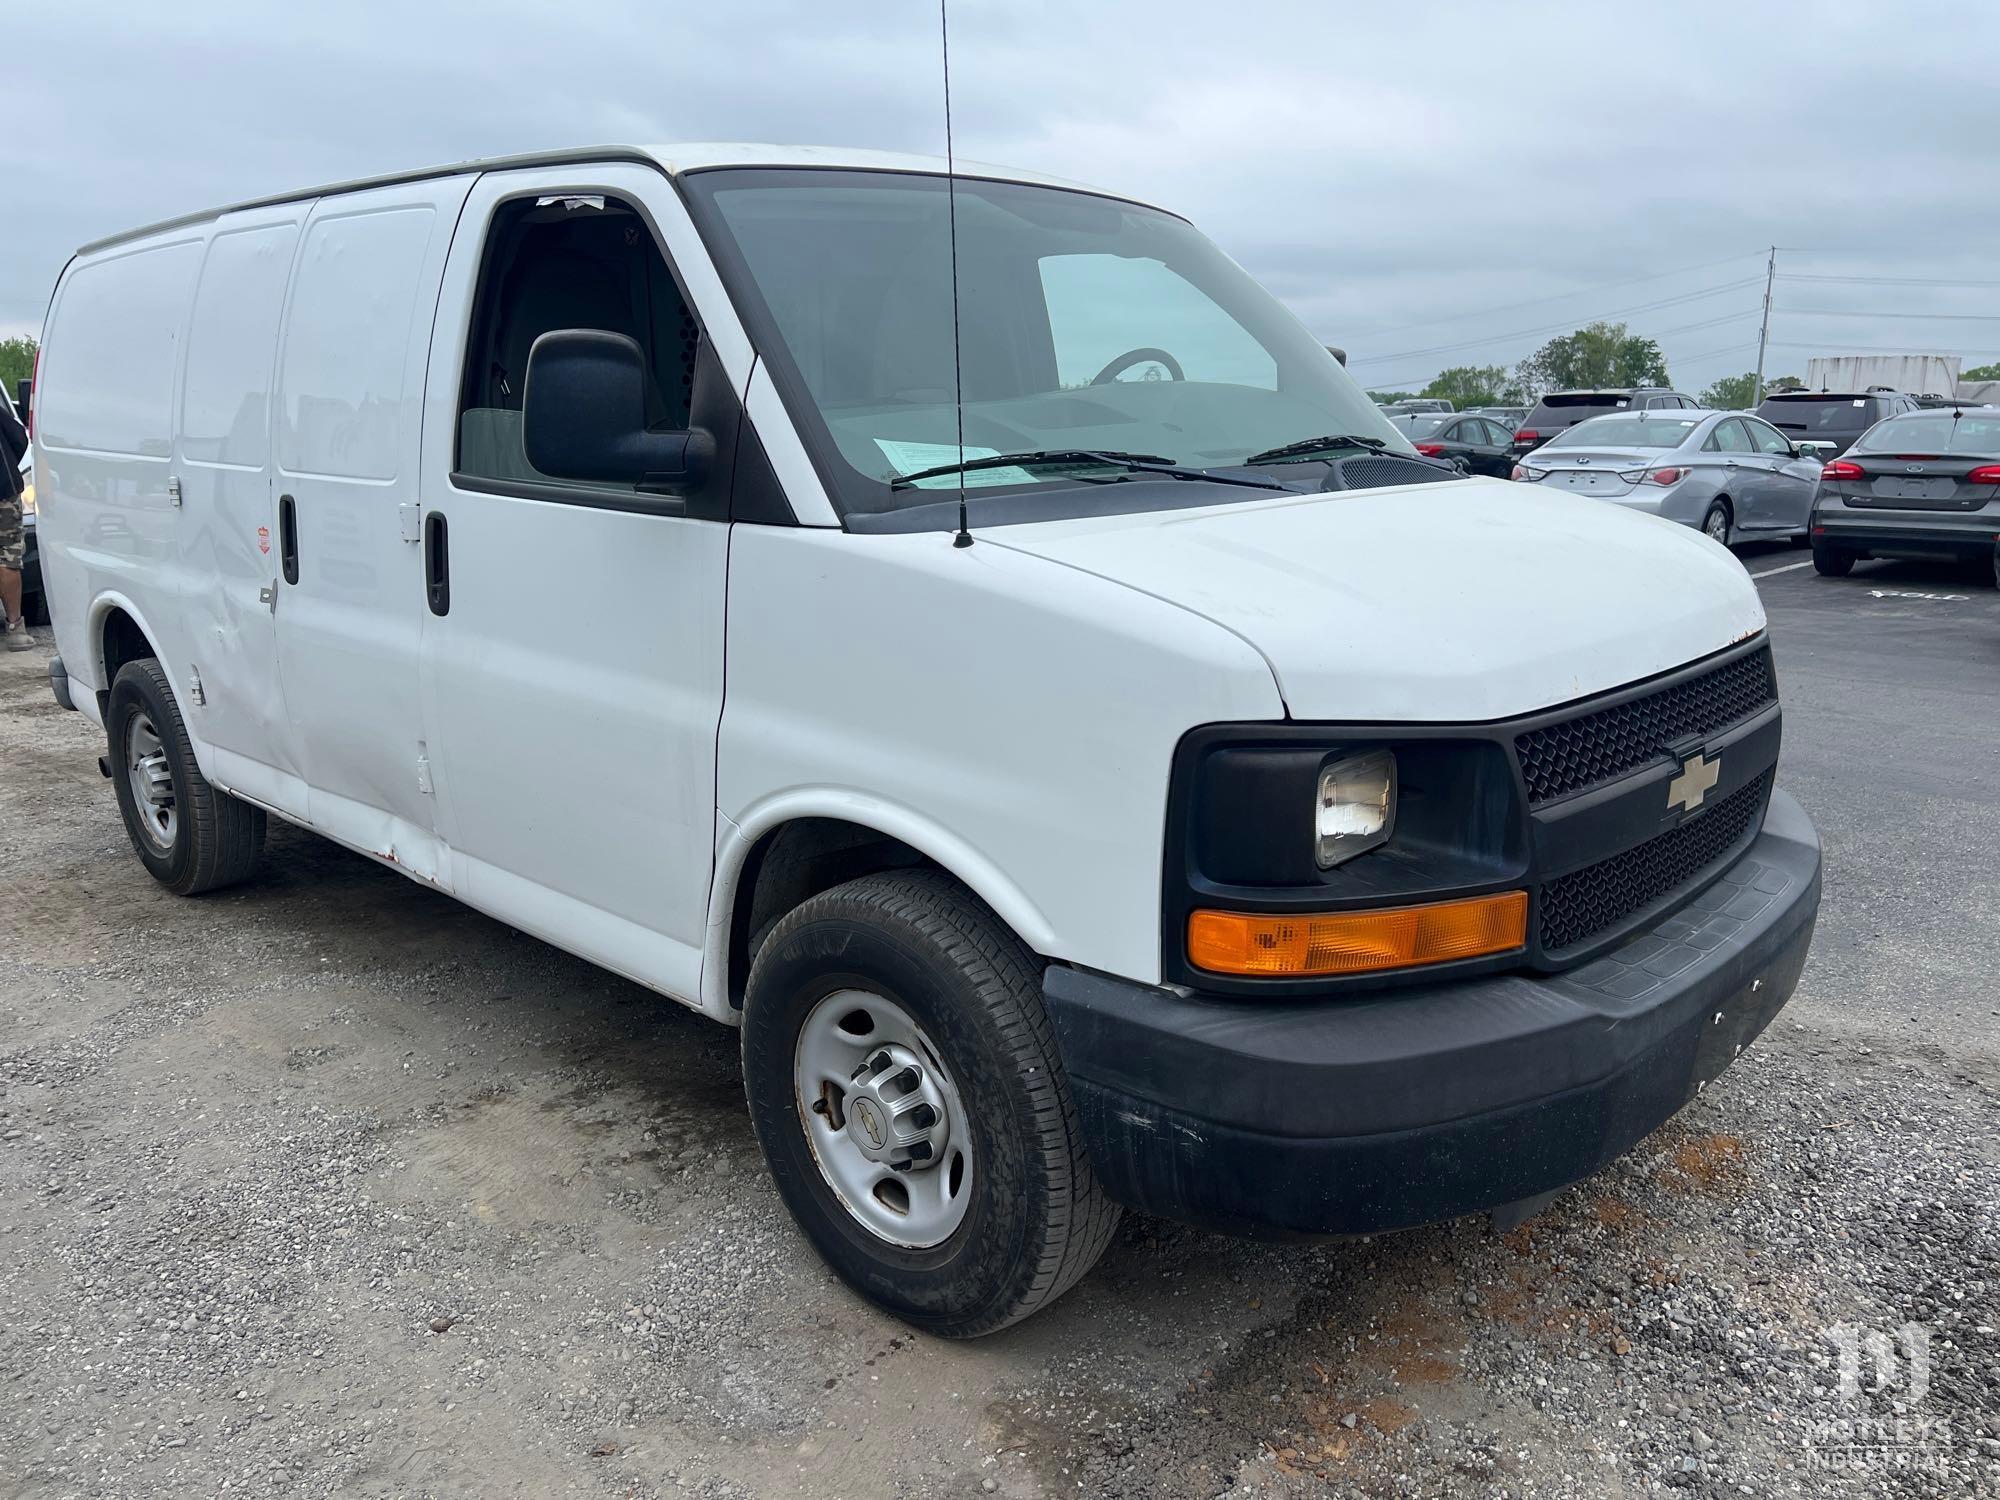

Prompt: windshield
xmin=682 ymin=168 xmax=1406 ymax=518
xmin=1756 ymin=396 xmax=1879 ymax=432
xmin=1544 ymin=413 xmax=1700 ymax=450
xmin=1850 ymin=410 xmax=2000 ymax=455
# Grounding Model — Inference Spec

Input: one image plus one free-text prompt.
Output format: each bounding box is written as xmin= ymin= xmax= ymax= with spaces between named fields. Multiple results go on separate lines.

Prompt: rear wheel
xmin=1812 ymin=545 xmax=1854 ymax=578
xmin=741 ymin=869 xmax=1119 ymax=1337
xmin=1701 ymin=500 xmax=1733 ymax=547
xmin=107 ymin=659 xmax=265 ymax=894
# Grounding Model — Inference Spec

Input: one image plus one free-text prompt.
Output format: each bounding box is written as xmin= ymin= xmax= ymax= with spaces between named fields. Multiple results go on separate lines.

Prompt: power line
xmin=1765 ymin=339 xmax=2000 ymax=355
xmin=1675 ymin=340 xmax=1759 ymax=365
xmin=1776 ymin=307 xmax=2000 ymax=322
xmin=1342 ymin=249 xmax=1766 ymax=340
xmin=1652 ymin=308 xmax=1760 ymax=339
xmin=1778 ymin=272 xmax=2000 ymax=289
xmin=1347 ymin=277 xmax=1764 ymax=367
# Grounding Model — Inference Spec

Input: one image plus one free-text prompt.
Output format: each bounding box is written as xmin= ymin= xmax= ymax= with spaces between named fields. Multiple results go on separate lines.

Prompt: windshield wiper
xmin=1243 ymin=433 xmax=1391 ymax=465
xmin=890 ymin=449 xmax=1288 ymax=491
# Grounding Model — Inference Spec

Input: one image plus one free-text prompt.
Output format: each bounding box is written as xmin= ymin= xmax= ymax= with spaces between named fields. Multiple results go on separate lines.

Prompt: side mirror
xmin=1793 ymin=440 xmax=1833 ymax=462
xmin=522 ymin=329 xmax=707 ymax=490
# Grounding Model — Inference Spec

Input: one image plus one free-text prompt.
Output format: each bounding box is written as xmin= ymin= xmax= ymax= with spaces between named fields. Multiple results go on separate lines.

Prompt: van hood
xmin=990 ymin=478 xmax=1765 ymax=722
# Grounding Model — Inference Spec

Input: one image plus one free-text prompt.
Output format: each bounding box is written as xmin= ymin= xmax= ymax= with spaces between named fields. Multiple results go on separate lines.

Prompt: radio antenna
xmin=941 ymin=0 xmax=973 ymax=548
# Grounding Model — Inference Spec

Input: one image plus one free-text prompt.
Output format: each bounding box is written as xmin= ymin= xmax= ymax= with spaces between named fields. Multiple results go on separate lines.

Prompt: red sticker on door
xmin=257 ymin=525 xmax=271 ymax=555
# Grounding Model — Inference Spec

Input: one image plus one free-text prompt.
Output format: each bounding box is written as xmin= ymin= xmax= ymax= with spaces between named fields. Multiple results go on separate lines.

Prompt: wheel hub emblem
xmin=850 ymin=1097 xmax=886 ymax=1151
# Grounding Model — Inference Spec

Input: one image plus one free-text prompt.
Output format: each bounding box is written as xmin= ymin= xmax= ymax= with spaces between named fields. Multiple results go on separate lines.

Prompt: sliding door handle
xmin=277 ymin=494 xmax=299 ymax=585
xmin=424 ymin=511 xmax=450 ymax=616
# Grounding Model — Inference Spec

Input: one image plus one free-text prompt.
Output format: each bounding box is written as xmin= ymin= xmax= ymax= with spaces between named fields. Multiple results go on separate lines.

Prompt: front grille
xmin=1538 ymin=771 xmax=1772 ymax=953
xmin=1323 ymin=455 xmax=1459 ymax=491
xmin=1515 ymin=647 xmax=1776 ymax=806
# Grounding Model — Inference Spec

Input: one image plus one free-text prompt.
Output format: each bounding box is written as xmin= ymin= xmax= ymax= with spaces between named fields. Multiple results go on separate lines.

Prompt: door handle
xmin=424 ymin=511 xmax=450 ymax=616
xmin=278 ymin=494 xmax=299 ymax=585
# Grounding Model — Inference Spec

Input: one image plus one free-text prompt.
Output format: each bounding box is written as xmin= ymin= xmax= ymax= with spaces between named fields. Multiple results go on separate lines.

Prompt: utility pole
xmin=1751 ymin=246 xmax=1776 ymax=408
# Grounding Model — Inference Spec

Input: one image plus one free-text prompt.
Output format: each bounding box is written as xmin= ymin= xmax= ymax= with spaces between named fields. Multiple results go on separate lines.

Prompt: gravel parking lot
xmin=2 ymin=548 xmax=1996 ymax=1500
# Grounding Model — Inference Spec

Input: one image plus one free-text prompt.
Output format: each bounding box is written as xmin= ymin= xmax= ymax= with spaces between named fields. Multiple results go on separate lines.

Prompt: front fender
xmin=699 ymin=788 xmax=1062 ymax=1021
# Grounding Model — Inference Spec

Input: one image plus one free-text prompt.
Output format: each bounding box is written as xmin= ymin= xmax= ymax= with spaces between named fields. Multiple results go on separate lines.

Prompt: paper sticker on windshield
xmin=874 ymin=438 xmax=1036 ymax=489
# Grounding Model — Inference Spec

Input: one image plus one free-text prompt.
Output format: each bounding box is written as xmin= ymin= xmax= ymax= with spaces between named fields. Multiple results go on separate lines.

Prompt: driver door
xmin=416 ymin=164 xmax=738 ymax=1005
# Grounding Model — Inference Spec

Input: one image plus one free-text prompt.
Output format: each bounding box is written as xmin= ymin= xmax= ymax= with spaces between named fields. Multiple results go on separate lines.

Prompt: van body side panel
xmin=272 ymin=177 xmax=474 ymax=886
xmin=413 ymin=164 xmax=729 ymax=1009
xmin=173 ymin=209 xmax=310 ymax=820
xmin=715 ymin=527 xmax=1286 ymax=988
xmin=37 ymin=237 xmax=205 ymax=702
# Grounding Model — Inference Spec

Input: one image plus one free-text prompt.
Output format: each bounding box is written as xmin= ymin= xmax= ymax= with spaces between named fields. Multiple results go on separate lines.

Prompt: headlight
xmin=1316 ymin=749 xmax=1396 ymax=868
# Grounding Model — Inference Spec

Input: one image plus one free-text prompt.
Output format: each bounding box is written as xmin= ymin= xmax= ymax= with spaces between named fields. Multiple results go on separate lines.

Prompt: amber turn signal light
xmin=1187 ymin=891 xmax=1528 ymax=978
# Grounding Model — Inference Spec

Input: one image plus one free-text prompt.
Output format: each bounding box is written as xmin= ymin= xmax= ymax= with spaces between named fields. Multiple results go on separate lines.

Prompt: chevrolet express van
xmin=34 ymin=145 xmax=1821 ymax=1337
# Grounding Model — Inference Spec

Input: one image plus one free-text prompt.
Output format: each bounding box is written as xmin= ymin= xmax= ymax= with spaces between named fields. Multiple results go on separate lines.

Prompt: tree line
xmin=1365 ymin=320 xmax=1820 ymax=410
xmin=0 ymin=336 xmax=33 ymax=397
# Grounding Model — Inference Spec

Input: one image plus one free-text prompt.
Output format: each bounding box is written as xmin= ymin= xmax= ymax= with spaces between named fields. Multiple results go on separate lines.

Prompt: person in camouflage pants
xmin=1 ymin=393 xmax=27 ymax=649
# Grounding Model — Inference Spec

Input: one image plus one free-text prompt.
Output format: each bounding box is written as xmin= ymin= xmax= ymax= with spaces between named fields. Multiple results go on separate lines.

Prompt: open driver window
xmin=456 ymin=194 xmax=698 ymax=494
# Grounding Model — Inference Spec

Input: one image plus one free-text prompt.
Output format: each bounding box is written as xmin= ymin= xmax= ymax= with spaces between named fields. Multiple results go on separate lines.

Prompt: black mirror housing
xmin=523 ymin=329 xmax=707 ymax=490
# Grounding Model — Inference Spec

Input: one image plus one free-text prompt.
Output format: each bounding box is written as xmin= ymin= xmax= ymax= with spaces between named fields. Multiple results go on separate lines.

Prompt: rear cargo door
xmin=271 ymin=176 xmax=474 ymax=885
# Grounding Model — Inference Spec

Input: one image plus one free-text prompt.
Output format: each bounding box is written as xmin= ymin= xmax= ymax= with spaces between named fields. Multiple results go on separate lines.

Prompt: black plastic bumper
xmin=1814 ymin=509 xmax=2000 ymax=558
xmin=1043 ymin=789 xmax=1821 ymax=1238
xmin=48 ymin=655 xmax=75 ymax=712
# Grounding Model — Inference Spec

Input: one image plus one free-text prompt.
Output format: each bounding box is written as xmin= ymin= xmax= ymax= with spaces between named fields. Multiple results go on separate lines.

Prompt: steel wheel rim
xmin=793 ymin=988 xmax=974 ymax=1248
xmin=127 ymin=713 xmax=177 ymax=851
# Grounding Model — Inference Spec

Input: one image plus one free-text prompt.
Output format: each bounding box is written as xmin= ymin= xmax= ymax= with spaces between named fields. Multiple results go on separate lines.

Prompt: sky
xmin=10 ymin=0 xmax=2000 ymax=397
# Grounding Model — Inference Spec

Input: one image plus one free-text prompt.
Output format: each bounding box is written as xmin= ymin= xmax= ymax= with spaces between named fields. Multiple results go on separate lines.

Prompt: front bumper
xmin=1043 ymin=789 xmax=1820 ymax=1238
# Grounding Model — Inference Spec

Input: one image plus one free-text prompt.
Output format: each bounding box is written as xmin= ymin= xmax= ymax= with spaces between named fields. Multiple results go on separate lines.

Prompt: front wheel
xmin=1701 ymin=500 xmax=1733 ymax=547
xmin=741 ymin=870 xmax=1119 ymax=1337
xmin=107 ymin=659 xmax=266 ymax=894
xmin=1812 ymin=545 xmax=1854 ymax=577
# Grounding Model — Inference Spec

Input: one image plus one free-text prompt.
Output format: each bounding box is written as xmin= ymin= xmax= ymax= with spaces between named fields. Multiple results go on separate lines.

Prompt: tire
xmin=1700 ymin=500 xmax=1733 ymax=547
xmin=1812 ymin=545 xmax=1854 ymax=578
xmin=107 ymin=658 xmax=265 ymax=894
xmin=741 ymin=869 xmax=1120 ymax=1338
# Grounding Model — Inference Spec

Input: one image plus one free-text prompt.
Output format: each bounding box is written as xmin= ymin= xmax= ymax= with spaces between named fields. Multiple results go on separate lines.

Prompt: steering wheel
xmin=1090 ymin=347 xmax=1185 ymax=385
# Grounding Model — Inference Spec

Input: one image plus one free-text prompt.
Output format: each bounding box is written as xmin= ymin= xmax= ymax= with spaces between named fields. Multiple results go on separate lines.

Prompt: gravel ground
xmin=2 ymin=558 xmax=1997 ymax=1498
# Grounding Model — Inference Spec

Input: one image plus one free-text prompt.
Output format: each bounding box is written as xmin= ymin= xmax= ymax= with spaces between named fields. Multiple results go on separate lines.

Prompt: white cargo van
xmin=34 ymin=145 xmax=1821 ymax=1336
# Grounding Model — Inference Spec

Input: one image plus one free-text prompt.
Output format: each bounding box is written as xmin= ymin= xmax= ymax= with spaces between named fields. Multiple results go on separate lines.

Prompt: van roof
xmin=74 ymin=143 xmax=1127 ymax=257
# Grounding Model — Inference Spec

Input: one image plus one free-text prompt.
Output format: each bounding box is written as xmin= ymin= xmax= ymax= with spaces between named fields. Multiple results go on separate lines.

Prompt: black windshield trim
xmin=846 ymin=477 xmax=1310 ymax=533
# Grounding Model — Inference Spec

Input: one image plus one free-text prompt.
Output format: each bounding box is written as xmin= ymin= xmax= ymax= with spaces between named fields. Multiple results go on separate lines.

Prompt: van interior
xmin=456 ymin=195 xmax=697 ymax=490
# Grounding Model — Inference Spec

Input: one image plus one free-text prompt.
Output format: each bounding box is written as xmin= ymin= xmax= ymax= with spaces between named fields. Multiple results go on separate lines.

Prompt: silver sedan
xmin=1512 ymin=409 xmax=1824 ymax=544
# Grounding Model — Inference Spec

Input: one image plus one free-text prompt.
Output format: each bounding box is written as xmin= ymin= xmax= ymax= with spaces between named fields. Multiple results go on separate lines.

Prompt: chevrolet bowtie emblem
xmin=1667 ymin=751 xmax=1721 ymax=813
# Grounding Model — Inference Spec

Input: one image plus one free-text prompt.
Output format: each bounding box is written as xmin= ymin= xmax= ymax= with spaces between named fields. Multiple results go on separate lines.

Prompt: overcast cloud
xmin=10 ymin=0 xmax=1999 ymax=394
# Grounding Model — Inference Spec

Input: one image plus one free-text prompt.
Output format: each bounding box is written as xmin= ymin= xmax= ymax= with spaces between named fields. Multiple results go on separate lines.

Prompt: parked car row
xmin=1492 ymin=390 xmax=2000 ymax=585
